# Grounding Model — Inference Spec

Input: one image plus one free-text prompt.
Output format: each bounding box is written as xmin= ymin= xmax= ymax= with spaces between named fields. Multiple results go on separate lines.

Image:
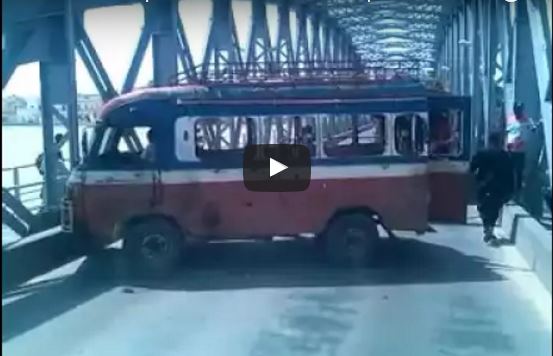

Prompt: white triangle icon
xmin=269 ymin=157 xmax=288 ymax=177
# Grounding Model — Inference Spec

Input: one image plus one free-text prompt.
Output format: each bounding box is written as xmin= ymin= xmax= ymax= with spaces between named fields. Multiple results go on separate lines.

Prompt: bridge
xmin=2 ymin=0 xmax=552 ymax=355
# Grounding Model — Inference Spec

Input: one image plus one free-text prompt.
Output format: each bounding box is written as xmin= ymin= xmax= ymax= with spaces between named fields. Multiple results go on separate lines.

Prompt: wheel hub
xmin=345 ymin=228 xmax=367 ymax=262
xmin=141 ymin=234 xmax=169 ymax=260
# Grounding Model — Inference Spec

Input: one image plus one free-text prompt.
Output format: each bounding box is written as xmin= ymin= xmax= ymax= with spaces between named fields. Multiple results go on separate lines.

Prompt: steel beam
xmin=295 ymin=3 xmax=310 ymax=68
xmin=332 ymin=28 xmax=341 ymax=64
xmin=2 ymin=188 xmax=35 ymax=235
xmin=65 ymin=0 xmax=80 ymax=166
xmin=322 ymin=20 xmax=332 ymax=66
xmin=2 ymin=206 xmax=29 ymax=237
xmin=460 ymin=4 xmax=469 ymax=96
xmin=469 ymin=0 xmax=484 ymax=152
xmin=146 ymin=0 xmax=178 ymax=86
xmin=39 ymin=62 xmax=60 ymax=208
xmin=122 ymin=24 xmax=151 ymax=92
xmin=275 ymin=0 xmax=294 ymax=70
xmin=2 ymin=31 xmax=33 ymax=89
xmin=201 ymin=0 xmax=243 ymax=80
xmin=525 ymin=0 xmax=552 ymax=188
xmin=451 ymin=13 xmax=454 ymax=94
xmin=311 ymin=13 xmax=322 ymax=66
xmin=512 ymin=0 xmax=547 ymax=216
xmin=246 ymin=0 xmax=273 ymax=75
xmin=75 ymin=17 xmax=117 ymax=101
xmin=176 ymin=16 xmax=197 ymax=81
xmin=486 ymin=0 xmax=500 ymax=134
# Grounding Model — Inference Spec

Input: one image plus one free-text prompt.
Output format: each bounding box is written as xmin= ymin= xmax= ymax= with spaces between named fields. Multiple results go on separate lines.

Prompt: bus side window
xmin=414 ymin=115 xmax=428 ymax=155
xmin=194 ymin=117 xmax=253 ymax=160
xmin=395 ymin=114 xmax=413 ymax=155
xmin=429 ymin=109 xmax=461 ymax=157
xmin=116 ymin=127 xmax=150 ymax=156
xmin=323 ymin=113 xmax=386 ymax=157
xmin=175 ymin=117 xmax=198 ymax=162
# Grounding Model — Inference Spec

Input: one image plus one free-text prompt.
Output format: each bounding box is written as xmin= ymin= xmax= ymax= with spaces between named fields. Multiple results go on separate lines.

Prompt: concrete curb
xmin=501 ymin=204 xmax=552 ymax=293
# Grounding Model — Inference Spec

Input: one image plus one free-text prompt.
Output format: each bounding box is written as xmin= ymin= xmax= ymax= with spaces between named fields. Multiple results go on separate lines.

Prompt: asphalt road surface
xmin=2 ymin=223 xmax=551 ymax=356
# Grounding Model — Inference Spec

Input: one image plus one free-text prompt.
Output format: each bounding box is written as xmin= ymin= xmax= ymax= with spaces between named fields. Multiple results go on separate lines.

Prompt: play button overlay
xmin=243 ymin=144 xmax=311 ymax=192
xmin=269 ymin=158 xmax=288 ymax=177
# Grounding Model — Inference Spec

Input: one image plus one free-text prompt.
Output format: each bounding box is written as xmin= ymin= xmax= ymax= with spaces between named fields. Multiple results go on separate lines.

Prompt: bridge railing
xmin=2 ymin=163 xmax=44 ymax=213
xmin=2 ymin=160 xmax=71 ymax=212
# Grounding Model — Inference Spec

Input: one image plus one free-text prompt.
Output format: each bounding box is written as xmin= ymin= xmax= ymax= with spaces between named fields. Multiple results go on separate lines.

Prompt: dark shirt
xmin=470 ymin=148 xmax=514 ymax=200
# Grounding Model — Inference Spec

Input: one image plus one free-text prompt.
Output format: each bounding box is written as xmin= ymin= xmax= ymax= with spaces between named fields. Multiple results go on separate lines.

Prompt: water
xmin=2 ymin=125 xmax=87 ymax=183
xmin=2 ymin=125 xmax=86 ymax=240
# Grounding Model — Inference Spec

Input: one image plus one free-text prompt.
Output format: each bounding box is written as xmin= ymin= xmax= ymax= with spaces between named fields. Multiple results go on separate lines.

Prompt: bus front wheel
xmin=122 ymin=219 xmax=183 ymax=278
xmin=324 ymin=214 xmax=379 ymax=268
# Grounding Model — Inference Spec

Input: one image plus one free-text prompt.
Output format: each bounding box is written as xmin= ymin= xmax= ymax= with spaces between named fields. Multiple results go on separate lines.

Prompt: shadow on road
xmin=3 ymin=235 xmax=505 ymax=342
xmin=2 ymin=250 xmax=119 ymax=342
xmin=139 ymin=236 xmax=505 ymax=291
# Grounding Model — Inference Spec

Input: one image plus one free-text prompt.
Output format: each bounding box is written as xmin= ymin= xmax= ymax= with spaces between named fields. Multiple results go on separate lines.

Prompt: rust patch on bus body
xmin=202 ymin=201 xmax=221 ymax=229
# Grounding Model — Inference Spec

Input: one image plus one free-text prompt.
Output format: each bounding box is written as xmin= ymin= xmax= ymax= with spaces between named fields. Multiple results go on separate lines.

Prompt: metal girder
xmin=525 ymin=0 xmax=551 ymax=189
xmin=332 ymin=28 xmax=342 ymax=64
xmin=74 ymin=17 xmax=117 ymax=101
xmin=466 ymin=0 xmax=484 ymax=153
xmin=246 ymin=0 xmax=273 ymax=74
xmin=295 ymin=3 xmax=310 ymax=67
xmin=201 ymin=0 xmax=243 ymax=80
xmin=40 ymin=62 xmax=61 ymax=208
xmin=311 ymin=13 xmax=323 ymax=65
xmin=511 ymin=0 xmax=547 ymax=216
xmin=65 ymin=0 xmax=80 ymax=167
xmin=122 ymin=22 xmax=152 ymax=93
xmin=146 ymin=0 xmax=178 ymax=86
xmin=275 ymin=0 xmax=294 ymax=68
xmin=322 ymin=19 xmax=332 ymax=64
xmin=2 ymin=31 xmax=32 ymax=88
xmin=176 ymin=16 xmax=197 ymax=81
xmin=315 ymin=0 xmax=455 ymax=63
xmin=2 ymin=188 xmax=36 ymax=236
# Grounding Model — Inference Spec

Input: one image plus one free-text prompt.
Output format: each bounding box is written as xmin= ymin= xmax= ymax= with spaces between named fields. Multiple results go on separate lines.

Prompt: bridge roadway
xmin=2 ymin=212 xmax=551 ymax=356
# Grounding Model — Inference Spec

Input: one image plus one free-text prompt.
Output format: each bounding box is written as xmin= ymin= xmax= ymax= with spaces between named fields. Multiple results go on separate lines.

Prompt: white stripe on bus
xmin=69 ymin=161 xmax=469 ymax=186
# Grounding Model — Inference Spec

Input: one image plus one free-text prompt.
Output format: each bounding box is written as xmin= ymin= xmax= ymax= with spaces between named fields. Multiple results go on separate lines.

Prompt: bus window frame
xmin=192 ymin=116 xmax=255 ymax=160
xmin=429 ymin=108 xmax=464 ymax=159
xmin=322 ymin=113 xmax=387 ymax=158
xmin=392 ymin=112 xmax=429 ymax=157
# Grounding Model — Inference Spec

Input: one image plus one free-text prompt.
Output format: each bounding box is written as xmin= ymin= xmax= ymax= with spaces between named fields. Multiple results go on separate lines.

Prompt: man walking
xmin=470 ymin=132 xmax=515 ymax=245
xmin=505 ymin=102 xmax=539 ymax=198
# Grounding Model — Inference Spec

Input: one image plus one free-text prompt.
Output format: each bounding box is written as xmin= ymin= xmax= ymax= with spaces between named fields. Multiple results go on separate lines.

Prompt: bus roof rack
xmin=168 ymin=60 xmax=434 ymax=87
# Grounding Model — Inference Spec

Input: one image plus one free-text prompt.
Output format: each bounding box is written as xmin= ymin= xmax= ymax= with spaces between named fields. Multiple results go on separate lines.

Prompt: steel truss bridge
xmin=2 ymin=0 xmax=552 ymax=236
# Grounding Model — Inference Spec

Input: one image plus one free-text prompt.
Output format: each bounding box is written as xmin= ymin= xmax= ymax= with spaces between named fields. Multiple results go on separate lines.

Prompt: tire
xmin=122 ymin=219 xmax=184 ymax=278
xmin=323 ymin=213 xmax=379 ymax=268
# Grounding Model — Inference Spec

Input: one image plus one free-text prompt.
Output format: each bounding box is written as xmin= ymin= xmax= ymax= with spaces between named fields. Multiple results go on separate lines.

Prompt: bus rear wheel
xmin=122 ymin=219 xmax=183 ymax=278
xmin=324 ymin=214 xmax=379 ymax=268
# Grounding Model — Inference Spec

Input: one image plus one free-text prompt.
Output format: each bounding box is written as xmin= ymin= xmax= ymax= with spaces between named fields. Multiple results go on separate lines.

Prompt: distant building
xmin=2 ymin=95 xmax=30 ymax=124
xmin=2 ymin=94 xmax=102 ymax=125
xmin=77 ymin=94 xmax=102 ymax=123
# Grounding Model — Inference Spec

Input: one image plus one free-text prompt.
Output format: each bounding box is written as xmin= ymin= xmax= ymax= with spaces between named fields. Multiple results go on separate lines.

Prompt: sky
xmin=3 ymin=0 xmax=300 ymax=98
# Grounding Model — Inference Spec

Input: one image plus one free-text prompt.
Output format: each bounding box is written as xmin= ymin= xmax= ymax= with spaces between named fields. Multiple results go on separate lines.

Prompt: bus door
xmin=82 ymin=126 xmax=159 ymax=237
xmin=427 ymin=96 xmax=471 ymax=223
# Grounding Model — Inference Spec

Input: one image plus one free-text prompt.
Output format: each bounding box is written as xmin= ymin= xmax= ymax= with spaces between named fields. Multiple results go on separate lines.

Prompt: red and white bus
xmin=62 ymin=80 xmax=471 ymax=275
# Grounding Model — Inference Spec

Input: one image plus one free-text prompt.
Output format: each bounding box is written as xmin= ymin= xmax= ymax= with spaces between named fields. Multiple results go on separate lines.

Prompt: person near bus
xmin=505 ymin=102 xmax=540 ymax=197
xmin=35 ymin=133 xmax=64 ymax=176
xmin=300 ymin=124 xmax=316 ymax=156
xmin=430 ymin=112 xmax=457 ymax=155
xmin=36 ymin=134 xmax=70 ymax=203
xmin=141 ymin=129 xmax=156 ymax=162
xmin=470 ymin=132 xmax=515 ymax=245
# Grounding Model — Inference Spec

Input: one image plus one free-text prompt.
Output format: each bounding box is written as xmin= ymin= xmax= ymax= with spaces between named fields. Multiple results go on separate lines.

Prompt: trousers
xmin=477 ymin=193 xmax=505 ymax=228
